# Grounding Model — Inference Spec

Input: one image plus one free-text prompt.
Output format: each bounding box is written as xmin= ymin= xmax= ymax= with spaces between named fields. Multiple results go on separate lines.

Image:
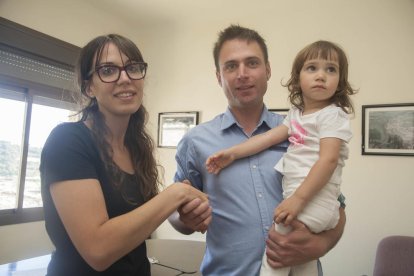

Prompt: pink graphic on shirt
xmin=288 ymin=120 xmax=307 ymax=146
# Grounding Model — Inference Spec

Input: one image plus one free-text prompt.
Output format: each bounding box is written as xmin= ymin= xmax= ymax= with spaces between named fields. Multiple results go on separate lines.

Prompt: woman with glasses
xmin=40 ymin=34 xmax=210 ymax=276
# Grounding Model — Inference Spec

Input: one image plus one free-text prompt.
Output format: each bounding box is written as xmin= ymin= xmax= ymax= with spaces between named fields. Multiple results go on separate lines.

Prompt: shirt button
xmin=265 ymin=226 xmax=269 ymax=230
xmin=252 ymin=165 xmax=257 ymax=169
xmin=258 ymin=193 xmax=263 ymax=198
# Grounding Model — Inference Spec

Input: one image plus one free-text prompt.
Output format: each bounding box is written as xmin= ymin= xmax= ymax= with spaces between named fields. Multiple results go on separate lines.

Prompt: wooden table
xmin=0 ymin=239 xmax=205 ymax=276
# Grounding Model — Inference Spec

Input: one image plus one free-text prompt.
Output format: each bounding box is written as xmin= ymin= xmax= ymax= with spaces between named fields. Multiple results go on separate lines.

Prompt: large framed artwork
xmin=157 ymin=111 xmax=199 ymax=148
xmin=362 ymin=103 xmax=414 ymax=156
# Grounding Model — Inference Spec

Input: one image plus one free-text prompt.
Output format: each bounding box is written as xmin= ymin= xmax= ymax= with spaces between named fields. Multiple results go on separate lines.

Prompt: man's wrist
xmin=312 ymin=232 xmax=330 ymax=258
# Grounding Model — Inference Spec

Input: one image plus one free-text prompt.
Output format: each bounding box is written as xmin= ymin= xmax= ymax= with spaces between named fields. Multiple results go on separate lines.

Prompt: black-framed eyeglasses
xmin=92 ymin=62 xmax=148 ymax=83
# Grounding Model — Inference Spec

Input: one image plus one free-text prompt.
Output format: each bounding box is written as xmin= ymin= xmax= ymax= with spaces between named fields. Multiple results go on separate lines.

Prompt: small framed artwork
xmin=157 ymin=111 xmax=199 ymax=148
xmin=362 ymin=103 xmax=414 ymax=156
xmin=269 ymin=109 xmax=289 ymax=117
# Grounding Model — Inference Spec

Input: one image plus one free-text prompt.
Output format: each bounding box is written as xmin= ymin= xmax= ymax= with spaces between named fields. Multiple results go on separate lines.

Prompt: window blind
xmin=0 ymin=48 xmax=76 ymax=92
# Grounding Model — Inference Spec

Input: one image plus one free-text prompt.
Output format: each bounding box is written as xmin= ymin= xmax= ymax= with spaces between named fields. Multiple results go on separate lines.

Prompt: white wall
xmin=1 ymin=0 xmax=413 ymax=275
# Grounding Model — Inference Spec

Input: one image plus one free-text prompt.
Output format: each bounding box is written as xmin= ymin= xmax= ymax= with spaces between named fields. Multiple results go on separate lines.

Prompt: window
xmin=0 ymin=87 xmax=77 ymax=209
xmin=0 ymin=17 xmax=80 ymax=225
xmin=0 ymin=88 xmax=25 ymax=211
xmin=24 ymin=100 xmax=76 ymax=208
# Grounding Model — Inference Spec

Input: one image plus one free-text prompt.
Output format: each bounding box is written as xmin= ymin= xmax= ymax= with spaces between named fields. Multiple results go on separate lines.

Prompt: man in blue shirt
xmin=169 ymin=25 xmax=345 ymax=275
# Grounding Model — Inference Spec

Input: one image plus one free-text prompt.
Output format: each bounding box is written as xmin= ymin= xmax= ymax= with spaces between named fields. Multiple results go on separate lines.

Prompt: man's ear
xmin=266 ymin=62 xmax=271 ymax=80
xmin=216 ymin=71 xmax=222 ymax=87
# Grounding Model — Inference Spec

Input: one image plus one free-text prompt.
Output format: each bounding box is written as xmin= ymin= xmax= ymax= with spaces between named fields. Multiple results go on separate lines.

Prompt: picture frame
xmin=362 ymin=103 xmax=414 ymax=156
xmin=269 ymin=108 xmax=289 ymax=117
xmin=157 ymin=111 xmax=199 ymax=148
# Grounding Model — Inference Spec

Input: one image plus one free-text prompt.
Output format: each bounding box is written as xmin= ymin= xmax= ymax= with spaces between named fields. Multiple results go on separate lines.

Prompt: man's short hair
xmin=213 ymin=24 xmax=269 ymax=71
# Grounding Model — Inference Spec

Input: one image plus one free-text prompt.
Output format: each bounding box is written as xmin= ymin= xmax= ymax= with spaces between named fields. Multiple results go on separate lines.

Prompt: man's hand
xmin=265 ymin=207 xmax=345 ymax=268
xmin=168 ymin=180 xmax=212 ymax=234
xmin=264 ymin=220 xmax=327 ymax=268
xmin=178 ymin=197 xmax=212 ymax=233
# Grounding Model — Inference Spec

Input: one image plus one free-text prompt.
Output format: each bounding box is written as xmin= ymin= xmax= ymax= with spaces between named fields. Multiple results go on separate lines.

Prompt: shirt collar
xmin=261 ymin=105 xmax=274 ymax=129
xmin=221 ymin=105 xmax=273 ymax=131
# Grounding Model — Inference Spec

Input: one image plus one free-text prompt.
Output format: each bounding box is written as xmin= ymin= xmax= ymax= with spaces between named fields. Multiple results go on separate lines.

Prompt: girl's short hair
xmin=284 ymin=40 xmax=357 ymax=114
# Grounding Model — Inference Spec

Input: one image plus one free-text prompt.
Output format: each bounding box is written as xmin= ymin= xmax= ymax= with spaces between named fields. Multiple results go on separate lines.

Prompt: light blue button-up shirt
xmin=174 ymin=106 xmax=289 ymax=275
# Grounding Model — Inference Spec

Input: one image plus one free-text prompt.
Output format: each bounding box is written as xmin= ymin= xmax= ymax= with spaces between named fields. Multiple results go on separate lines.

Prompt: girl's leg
xmin=291 ymin=260 xmax=318 ymax=276
xmin=259 ymin=249 xmax=290 ymax=276
xmin=259 ymin=223 xmax=292 ymax=276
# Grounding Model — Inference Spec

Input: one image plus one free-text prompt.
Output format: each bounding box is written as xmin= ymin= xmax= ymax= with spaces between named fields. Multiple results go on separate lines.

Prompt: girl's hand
xmin=205 ymin=150 xmax=235 ymax=174
xmin=274 ymin=194 xmax=307 ymax=226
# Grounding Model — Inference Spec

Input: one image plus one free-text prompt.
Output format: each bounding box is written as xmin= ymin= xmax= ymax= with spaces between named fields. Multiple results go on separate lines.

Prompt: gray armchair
xmin=373 ymin=235 xmax=414 ymax=276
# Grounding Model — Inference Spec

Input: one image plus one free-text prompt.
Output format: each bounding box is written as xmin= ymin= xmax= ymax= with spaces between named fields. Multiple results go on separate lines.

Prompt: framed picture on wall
xmin=269 ymin=108 xmax=289 ymax=117
xmin=157 ymin=111 xmax=199 ymax=148
xmin=362 ymin=103 xmax=414 ymax=156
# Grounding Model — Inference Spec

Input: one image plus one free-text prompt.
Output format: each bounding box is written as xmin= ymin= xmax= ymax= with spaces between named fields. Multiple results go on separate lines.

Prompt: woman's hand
xmin=173 ymin=180 xmax=208 ymax=203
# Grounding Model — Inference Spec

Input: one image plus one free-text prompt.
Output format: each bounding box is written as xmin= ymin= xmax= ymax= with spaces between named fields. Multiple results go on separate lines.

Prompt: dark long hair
xmin=284 ymin=40 xmax=357 ymax=114
xmin=75 ymin=34 xmax=162 ymax=203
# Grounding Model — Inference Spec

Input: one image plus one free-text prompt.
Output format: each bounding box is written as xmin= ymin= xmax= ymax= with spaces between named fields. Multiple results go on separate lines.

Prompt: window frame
xmin=0 ymin=17 xmax=81 ymax=226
